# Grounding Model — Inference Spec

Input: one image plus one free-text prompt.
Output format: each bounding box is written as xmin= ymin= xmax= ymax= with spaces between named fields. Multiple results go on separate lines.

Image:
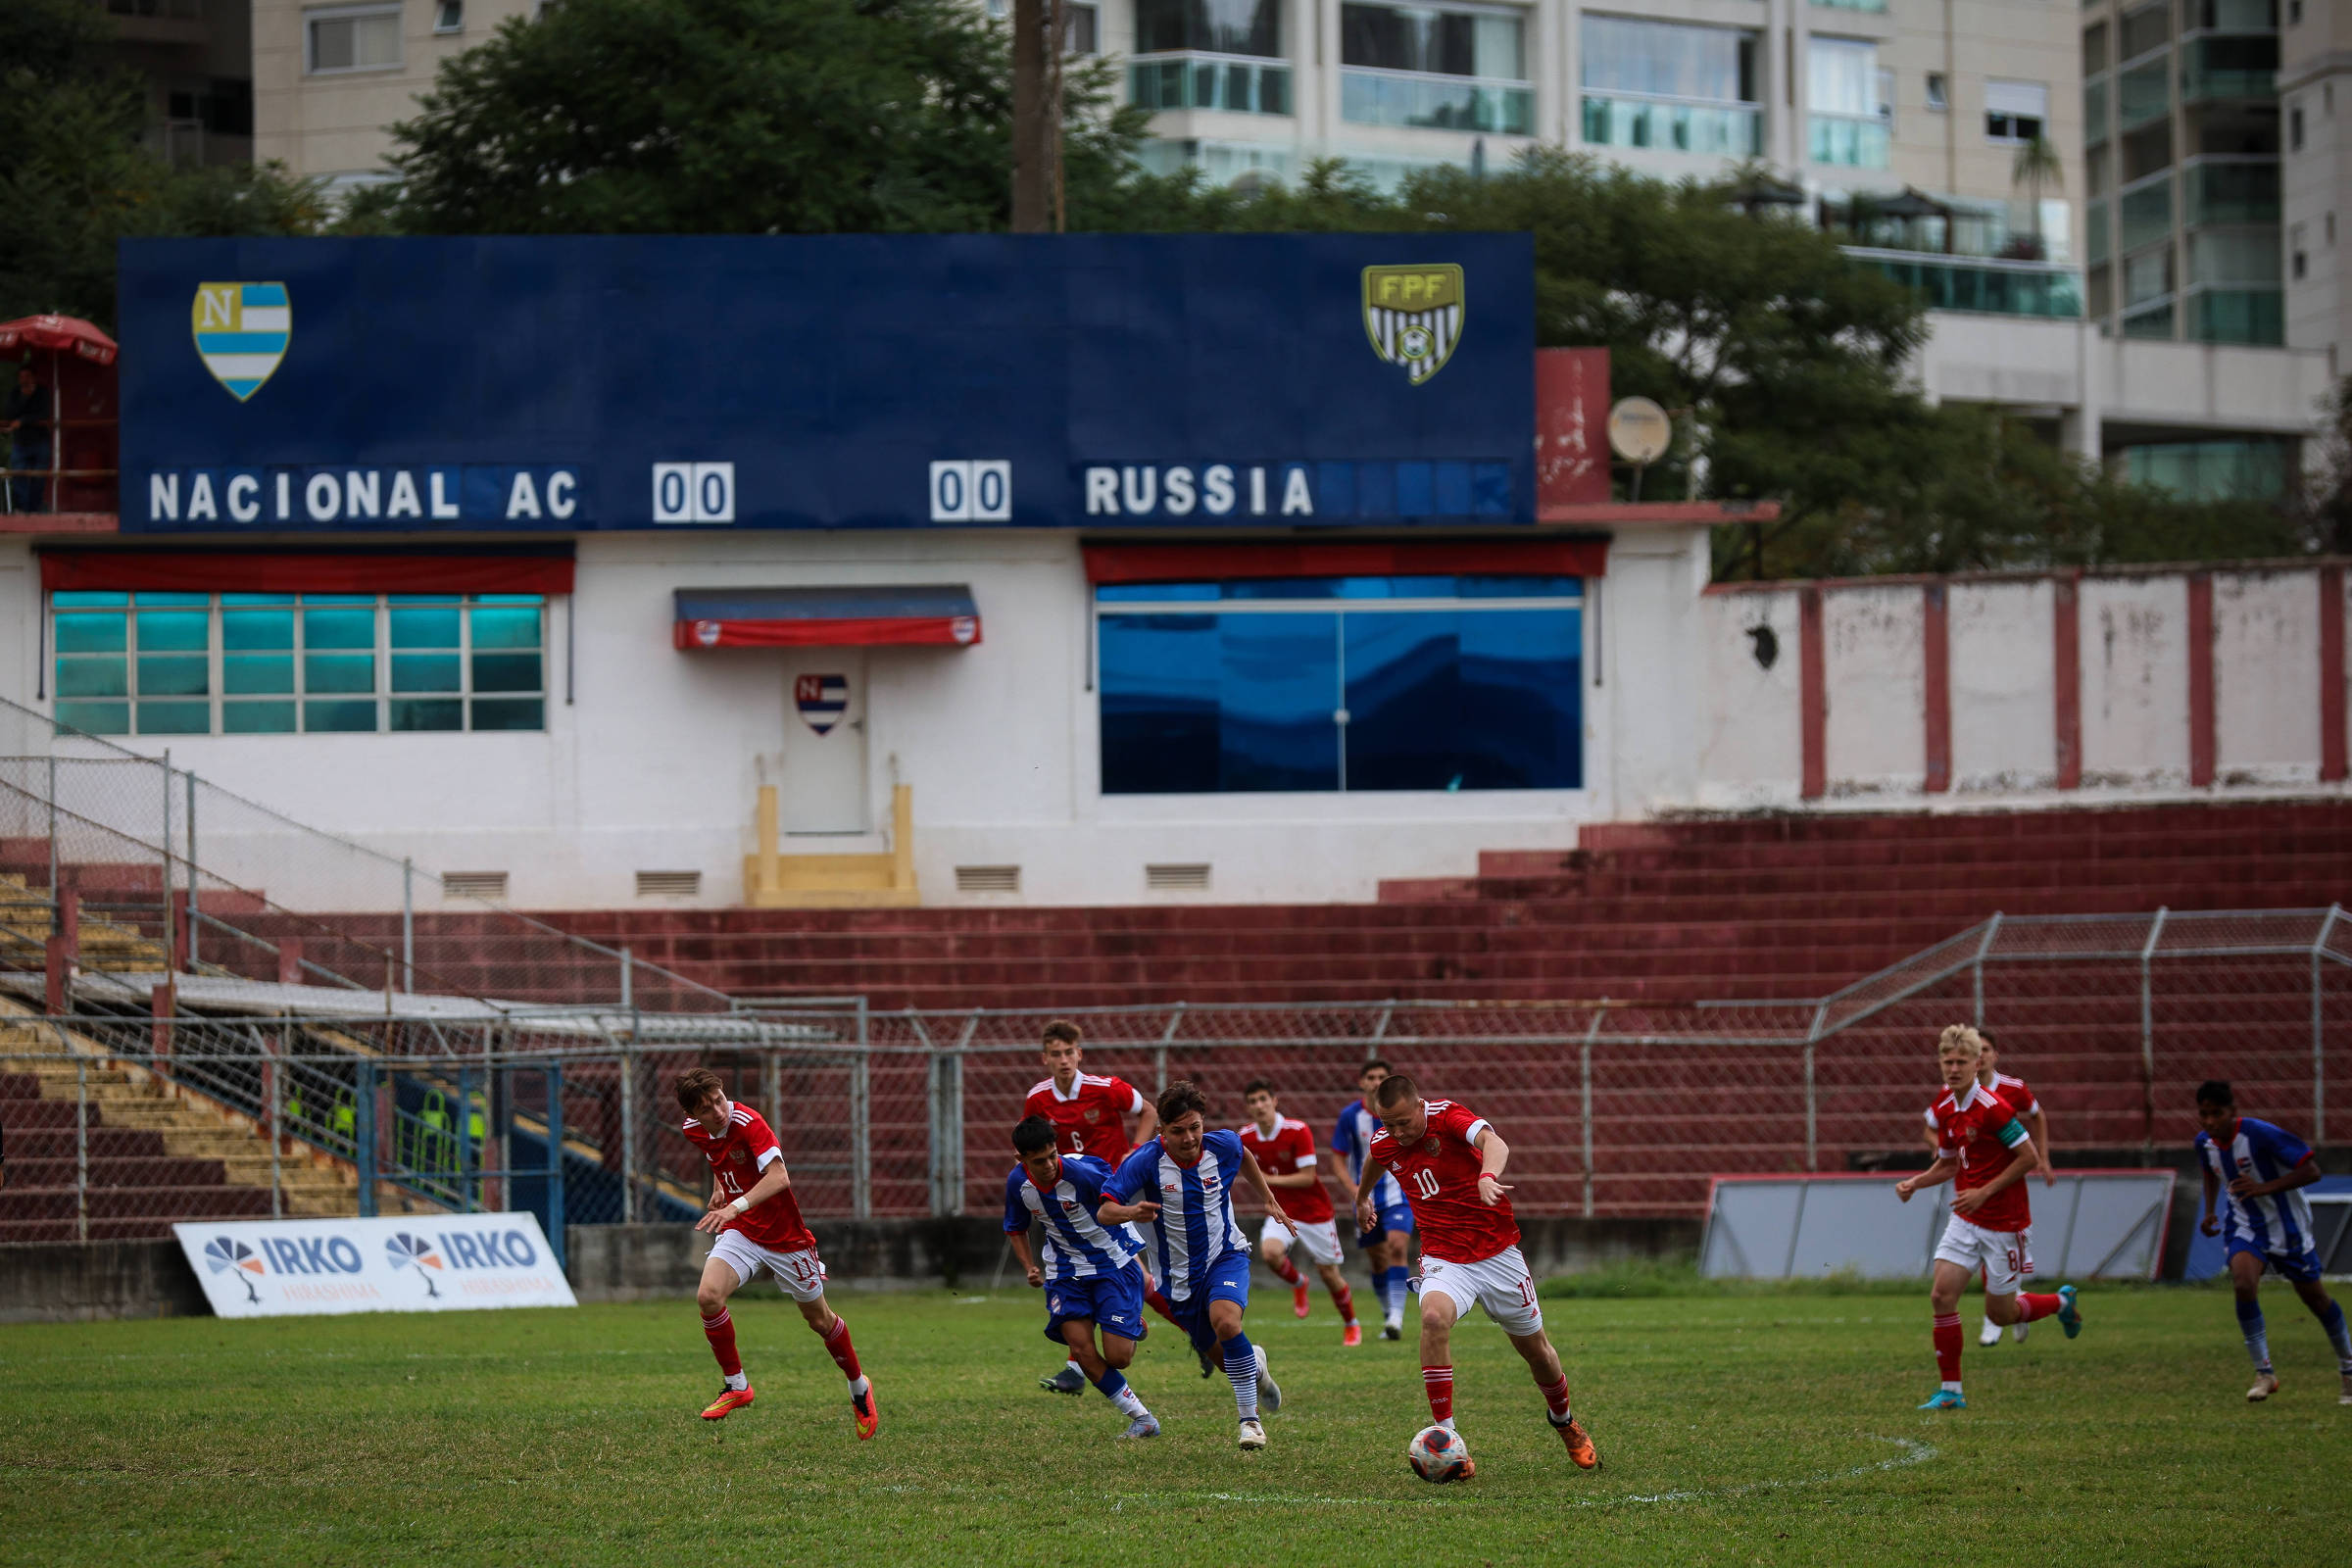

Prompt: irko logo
xmin=260 ymin=1235 xmax=368 ymax=1274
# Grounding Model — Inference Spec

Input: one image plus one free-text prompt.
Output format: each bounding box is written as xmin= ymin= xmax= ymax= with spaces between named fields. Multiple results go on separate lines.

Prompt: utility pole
xmin=1010 ymin=0 xmax=1063 ymax=232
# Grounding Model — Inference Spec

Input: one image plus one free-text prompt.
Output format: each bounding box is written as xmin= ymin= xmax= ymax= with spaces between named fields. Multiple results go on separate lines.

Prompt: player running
xmin=1917 ymin=1029 xmax=2057 ymax=1348
xmin=2193 ymin=1081 xmax=2352 ymax=1403
xmin=1331 ymin=1057 xmax=1413 ymax=1339
xmin=676 ymin=1066 xmax=876 ymax=1440
xmin=1099 ymin=1081 xmax=1295 ymax=1450
xmin=1003 ymin=1115 xmax=1161 ymax=1438
xmin=1238 ymin=1080 xmax=1362 ymax=1345
xmin=1354 ymin=1073 xmax=1597 ymax=1472
xmin=1021 ymin=1018 xmax=1185 ymax=1392
xmin=1896 ymin=1025 xmax=2080 ymax=1411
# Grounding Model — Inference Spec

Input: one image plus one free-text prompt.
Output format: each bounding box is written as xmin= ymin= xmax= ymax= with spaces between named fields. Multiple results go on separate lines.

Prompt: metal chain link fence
xmin=5 ymin=907 xmax=2343 ymax=1247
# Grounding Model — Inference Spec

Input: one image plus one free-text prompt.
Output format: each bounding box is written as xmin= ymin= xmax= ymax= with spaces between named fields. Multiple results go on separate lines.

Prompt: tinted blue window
xmin=1219 ymin=613 xmax=1340 ymax=791
xmin=1101 ymin=614 xmax=1221 ymax=793
xmin=1097 ymin=582 xmax=1220 ymax=603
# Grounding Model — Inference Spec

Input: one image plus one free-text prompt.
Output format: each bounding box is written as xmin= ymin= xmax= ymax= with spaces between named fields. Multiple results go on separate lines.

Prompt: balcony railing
xmin=2188 ymin=285 xmax=2283 ymax=345
xmin=1342 ymin=68 xmax=1534 ymax=135
xmin=2119 ymin=59 xmax=2170 ymax=129
xmin=1580 ymin=93 xmax=1761 ymax=156
xmin=2120 ymin=174 xmax=2173 ymax=252
xmin=2185 ymin=158 xmax=2280 ymax=225
xmin=2084 ymin=77 xmax=2109 ymax=146
xmin=1129 ymin=52 xmax=1293 ymax=116
xmin=1844 ymin=248 xmax=2084 ymax=318
xmin=1808 ymin=113 xmax=1890 ymax=168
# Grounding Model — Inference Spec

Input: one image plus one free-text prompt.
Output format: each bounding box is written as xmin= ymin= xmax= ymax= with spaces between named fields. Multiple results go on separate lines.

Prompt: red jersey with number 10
xmin=1367 ymin=1099 xmax=1518 ymax=1264
xmin=680 ymin=1102 xmax=816 ymax=1253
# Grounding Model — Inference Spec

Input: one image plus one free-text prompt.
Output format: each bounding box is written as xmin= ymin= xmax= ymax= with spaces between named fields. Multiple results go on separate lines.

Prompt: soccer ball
xmin=1406 ymin=1424 xmax=1473 ymax=1484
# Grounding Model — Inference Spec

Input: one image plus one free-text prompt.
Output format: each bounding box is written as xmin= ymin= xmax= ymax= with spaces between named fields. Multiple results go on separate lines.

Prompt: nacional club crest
xmin=191 ymin=282 xmax=291 ymax=401
xmin=1361 ymin=265 xmax=1463 ymax=386
xmin=797 ymin=673 xmax=850 ymax=735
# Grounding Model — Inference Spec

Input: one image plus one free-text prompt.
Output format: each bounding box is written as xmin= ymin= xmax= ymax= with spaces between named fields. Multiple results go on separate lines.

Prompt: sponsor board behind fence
xmin=173 ymin=1213 xmax=576 ymax=1317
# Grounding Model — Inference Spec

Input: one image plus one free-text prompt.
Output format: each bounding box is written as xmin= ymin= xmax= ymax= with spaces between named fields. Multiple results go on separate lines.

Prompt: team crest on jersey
xmin=1083 ymin=1107 xmax=1102 ymax=1123
xmin=191 ymin=282 xmax=291 ymax=401
xmin=1361 ymin=265 xmax=1463 ymax=386
xmin=1424 ymin=1136 xmax=1441 ymax=1153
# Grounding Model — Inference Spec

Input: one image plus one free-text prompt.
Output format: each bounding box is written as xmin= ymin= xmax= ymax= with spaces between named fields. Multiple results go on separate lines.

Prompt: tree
xmin=0 ymin=0 xmax=325 ymax=329
xmin=2010 ymin=134 xmax=2063 ymax=260
xmin=376 ymin=0 xmax=1150 ymax=235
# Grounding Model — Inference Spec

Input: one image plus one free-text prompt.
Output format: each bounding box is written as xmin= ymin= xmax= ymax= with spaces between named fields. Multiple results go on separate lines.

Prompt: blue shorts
xmin=2228 ymin=1237 xmax=2325 ymax=1284
xmin=1164 ymin=1250 xmax=1252 ymax=1352
xmin=1044 ymin=1262 xmax=1148 ymax=1346
xmin=1362 ymin=1202 xmax=1415 ymax=1245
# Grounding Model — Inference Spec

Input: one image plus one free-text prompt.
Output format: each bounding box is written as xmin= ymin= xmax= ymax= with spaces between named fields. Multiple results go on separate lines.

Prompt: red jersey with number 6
xmin=1023 ymin=1072 xmax=1149 ymax=1165
xmin=1367 ymin=1099 xmax=1518 ymax=1264
xmin=680 ymin=1102 xmax=816 ymax=1253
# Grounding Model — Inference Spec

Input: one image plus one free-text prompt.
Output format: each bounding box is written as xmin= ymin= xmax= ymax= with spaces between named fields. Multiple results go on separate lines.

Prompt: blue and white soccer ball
xmin=1406 ymin=1424 xmax=1473 ymax=1484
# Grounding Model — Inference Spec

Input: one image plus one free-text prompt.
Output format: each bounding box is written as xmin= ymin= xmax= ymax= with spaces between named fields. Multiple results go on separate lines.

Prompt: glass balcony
xmin=1581 ymin=94 xmax=1762 ymax=156
xmin=1342 ymin=68 xmax=1534 ymax=135
xmin=1808 ymin=113 xmax=1890 ymax=168
xmin=2084 ymin=77 xmax=2108 ymax=146
xmin=2087 ymin=200 xmax=2110 ymax=265
xmin=2119 ymin=59 xmax=2170 ymax=129
xmin=2120 ymin=175 xmax=2172 ymax=252
xmin=2122 ymin=438 xmax=2289 ymax=502
xmin=1845 ymin=249 xmax=2084 ymax=318
xmin=2185 ymin=159 xmax=2280 ymax=225
xmin=2188 ymin=286 xmax=2283 ymax=345
xmin=1129 ymin=53 xmax=1293 ymax=116
xmin=2180 ymin=36 xmax=2278 ymax=104
xmin=2122 ymin=300 xmax=2175 ymax=338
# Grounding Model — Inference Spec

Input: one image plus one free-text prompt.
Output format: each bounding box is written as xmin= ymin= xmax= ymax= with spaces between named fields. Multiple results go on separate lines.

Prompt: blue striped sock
xmin=2317 ymin=1299 xmax=2352 ymax=1368
xmin=2235 ymin=1297 xmax=2272 ymax=1372
xmin=1222 ymin=1334 xmax=1259 ymax=1421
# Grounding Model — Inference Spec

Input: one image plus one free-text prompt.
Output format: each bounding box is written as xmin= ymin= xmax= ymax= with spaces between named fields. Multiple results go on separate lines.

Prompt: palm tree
xmin=2012 ymin=133 xmax=2065 ymax=260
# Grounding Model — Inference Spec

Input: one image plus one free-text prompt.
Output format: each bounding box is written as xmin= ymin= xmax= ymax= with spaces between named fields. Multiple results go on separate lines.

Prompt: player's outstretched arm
xmin=2199 ymin=1165 xmax=2222 ymax=1236
xmin=1240 ymin=1151 xmax=1295 ymax=1232
xmin=1952 ymin=1136 xmax=2036 ymax=1215
xmin=695 ymin=1158 xmax=793 ymax=1234
xmin=1132 ymin=1102 xmax=1160 ymax=1146
xmin=1327 ymin=1152 xmax=1359 ymax=1208
xmin=1471 ymin=1127 xmax=1513 ymax=1204
xmin=1895 ymin=1155 xmax=1958 ymax=1201
xmin=2030 ymin=1107 xmax=2055 ymax=1184
xmin=1007 ymin=1228 xmax=1044 ymax=1289
xmin=1353 ymin=1154 xmax=1392 ymax=1232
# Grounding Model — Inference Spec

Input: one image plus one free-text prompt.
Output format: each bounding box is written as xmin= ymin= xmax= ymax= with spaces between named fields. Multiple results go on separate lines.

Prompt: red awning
xmin=0 ymin=316 xmax=119 ymax=366
xmin=1081 ymin=537 xmax=1608 ymax=585
xmin=38 ymin=548 xmax=574 ymax=595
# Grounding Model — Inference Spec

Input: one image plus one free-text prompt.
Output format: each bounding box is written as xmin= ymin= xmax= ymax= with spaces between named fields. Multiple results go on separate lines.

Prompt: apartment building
xmin=100 ymin=0 xmax=255 ymax=169
xmin=2281 ymin=0 xmax=2352 ymax=373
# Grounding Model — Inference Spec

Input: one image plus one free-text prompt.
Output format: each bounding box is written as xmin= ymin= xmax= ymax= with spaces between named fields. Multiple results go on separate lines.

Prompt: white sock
xmin=849 ymin=1374 xmax=870 ymax=1398
xmin=724 ymin=1371 xmax=748 ymax=1392
xmin=1064 ymin=1358 xmax=1082 ymax=1376
xmin=1940 ymin=1380 xmax=1963 ymax=1394
xmin=1113 ymin=1386 xmax=1148 ymax=1419
xmin=1439 ymin=1416 xmax=1457 ymax=1434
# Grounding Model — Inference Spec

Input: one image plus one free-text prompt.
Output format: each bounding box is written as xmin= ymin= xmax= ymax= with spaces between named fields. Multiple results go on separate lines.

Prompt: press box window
xmin=53 ymin=592 xmax=546 ymax=737
xmin=1097 ymin=574 xmax=1583 ymax=795
xmin=306 ymin=4 xmax=403 ymax=73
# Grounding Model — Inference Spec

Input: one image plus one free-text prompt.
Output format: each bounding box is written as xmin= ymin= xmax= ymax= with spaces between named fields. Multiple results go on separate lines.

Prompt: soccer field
xmin=4 ymin=1284 xmax=2346 ymax=1566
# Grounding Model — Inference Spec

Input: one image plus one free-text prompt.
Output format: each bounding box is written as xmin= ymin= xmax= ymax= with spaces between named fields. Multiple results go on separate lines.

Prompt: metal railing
xmin=5 ymin=907 xmax=2342 ymax=1239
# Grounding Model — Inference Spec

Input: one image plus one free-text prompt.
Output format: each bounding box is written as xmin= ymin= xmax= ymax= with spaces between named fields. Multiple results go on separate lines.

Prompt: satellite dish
xmin=1607 ymin=397 xmax=1673 ymax=466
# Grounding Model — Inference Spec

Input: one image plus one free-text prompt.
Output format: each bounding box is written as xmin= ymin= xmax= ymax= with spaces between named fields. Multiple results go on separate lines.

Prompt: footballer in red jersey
xmin=1356 ymin=1075 xmax=1597 ymax=1472
xmin=1023 ymin=1019 xmax=1188 ymax=1393
xmin=1917 ymin=1030 xmax=2056 ymax=1348
xmin=676 ymin=1066 xmax=876 ymax=1438
xmin=1239 ymin=1081 xmax=1360 ymax=1344
xmin=1897 ymin=1026 xmax=2082 ymax=1410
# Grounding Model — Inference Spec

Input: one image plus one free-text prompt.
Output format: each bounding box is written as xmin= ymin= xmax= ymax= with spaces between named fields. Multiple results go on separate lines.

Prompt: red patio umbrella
xmin=0 ymin=315 xmax=120 ymax=366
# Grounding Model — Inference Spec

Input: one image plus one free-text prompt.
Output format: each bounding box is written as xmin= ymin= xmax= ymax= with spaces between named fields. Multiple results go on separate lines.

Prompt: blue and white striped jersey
xmin=1003 ymin=1153 xmax=1145 ymax=1283
xmin=1106 ymin=1129 xmax=1251 ymax=1302
xmin=1333 ymin=1098 xmax=1403 ymax=1210
xmin=2198 ymin=1116 xmax=2318 ymax=1255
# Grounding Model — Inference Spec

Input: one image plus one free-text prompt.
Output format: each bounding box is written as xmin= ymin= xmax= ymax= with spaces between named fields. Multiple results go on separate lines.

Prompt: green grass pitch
xmin=3 ymin=1282 xmax=2346 ymax=1565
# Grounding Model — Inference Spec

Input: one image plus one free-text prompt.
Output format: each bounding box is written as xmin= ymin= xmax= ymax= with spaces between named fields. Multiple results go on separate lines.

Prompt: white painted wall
xmin=2079 ymin=575 xmax=2190 ymax=787
xmin=1694 ymin=587 xmax=1802 ymax=809
xmin=1949 ymin=578 xmax=2055 ymax=791
xmin=2212 ymin=570 xmax=2321 ymax=785
xmin=1822 ymin=583 xmax=1925 ymax=795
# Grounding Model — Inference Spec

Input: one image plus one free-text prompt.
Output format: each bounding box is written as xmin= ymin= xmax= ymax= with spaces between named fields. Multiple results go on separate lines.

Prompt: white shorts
xmin=1262 ymin=1215 xmax=1344 ymax=1268
xmin=709 ymin=1231 xmax=829 ymax=1303
xmin=1934 ymin=1216 xmax=2033 ymax=1297
xmin=1417 ymin=1245 xmax=1543 ymax=1338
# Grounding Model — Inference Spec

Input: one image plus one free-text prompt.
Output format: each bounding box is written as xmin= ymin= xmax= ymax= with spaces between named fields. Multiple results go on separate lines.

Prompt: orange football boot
xmin=1292 ymin=1284 xmax=1310 ymax=1319
xmin=1342 ymin=1322 xmax=1363 ymax=1347
xmin=851 ymin=1379 xmax=880 ymax=1441
xmin=1554 ymin=1414 xmax=1599 ymax=1470
xmin=701 ymin=1386 xmax=756 ymax=1420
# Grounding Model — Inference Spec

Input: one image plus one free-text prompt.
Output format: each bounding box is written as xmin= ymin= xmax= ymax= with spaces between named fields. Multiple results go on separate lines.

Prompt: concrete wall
xmin=0 ymin=1237 xmax=209 ymax=1322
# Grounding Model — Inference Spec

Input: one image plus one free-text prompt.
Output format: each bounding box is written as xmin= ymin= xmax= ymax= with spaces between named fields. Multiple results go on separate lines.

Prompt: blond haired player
xmin=1918 ymin=1028 xmax=2056 ymax=1347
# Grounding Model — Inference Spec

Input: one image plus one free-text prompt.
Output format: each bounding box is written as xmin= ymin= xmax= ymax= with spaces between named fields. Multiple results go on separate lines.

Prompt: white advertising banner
xmin=172 ymin=1213 xmax=577 ymax=1316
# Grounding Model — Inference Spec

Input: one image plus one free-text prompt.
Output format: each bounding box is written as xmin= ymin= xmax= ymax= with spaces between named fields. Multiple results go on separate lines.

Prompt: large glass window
xmin=1135 ymin=0 xmax=1281 ymax=57
xmin=1341 ymin=4 xmax=1532 ymax=134
xmin=53 ymin=592 xmax=547 ymax=737
xmin=1580 ymin=15 xmax=1761 ymax=154
xmin=1098 ymin=575 xmax=1583 ymax=795
xmin=305 ymin=4 xmax=402 ymax=73
xmin=1809 ymin=36 xmax=1889 ymax=166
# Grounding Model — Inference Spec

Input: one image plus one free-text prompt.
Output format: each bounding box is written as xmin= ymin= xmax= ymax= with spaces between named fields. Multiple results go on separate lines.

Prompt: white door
xmin=780 ymin=652 xmax=868 ymax=834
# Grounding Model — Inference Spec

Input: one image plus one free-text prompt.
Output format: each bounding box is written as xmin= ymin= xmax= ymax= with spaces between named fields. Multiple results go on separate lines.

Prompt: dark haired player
xmin=674 ymin=1066 xmax=876 ymax=1439
xmin=1240 ymin=1079 xmax=1360 ymax=1344
xmin=1332 ymin=1057 xmax=1413 ymax=1339
xmin=1100 ymin=1081 xmax=1296 ymax=1450
xmin=2195 ymin=1080 xmax=2352 ymax=1403
xmin=1004 ymin=1115 xmax=1160 ymax=1438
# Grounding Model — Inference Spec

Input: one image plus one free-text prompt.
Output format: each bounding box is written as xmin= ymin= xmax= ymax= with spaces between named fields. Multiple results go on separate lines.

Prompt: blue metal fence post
xmin=355 ymin=1061 xmax=377 ymax=1217
xmin=458 ymin=1062 xmax=474 ymax=1213
xmin=546 ymin=1063 xmax=565 ymax=1272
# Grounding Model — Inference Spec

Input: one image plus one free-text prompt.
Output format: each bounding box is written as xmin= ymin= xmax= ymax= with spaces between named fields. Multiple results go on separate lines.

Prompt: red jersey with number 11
xmin=680 ymin=1102 xmax=816 ymax=1253
xmin=1367 ymin=1099 xmax=1518 ymax=1264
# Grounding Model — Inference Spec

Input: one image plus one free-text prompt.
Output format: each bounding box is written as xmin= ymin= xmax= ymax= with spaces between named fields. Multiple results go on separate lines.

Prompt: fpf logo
xmin=1361 ymin=266 xmax=1464 ymax=386
xmin=191 ymin=282 xmax=291 ymax=402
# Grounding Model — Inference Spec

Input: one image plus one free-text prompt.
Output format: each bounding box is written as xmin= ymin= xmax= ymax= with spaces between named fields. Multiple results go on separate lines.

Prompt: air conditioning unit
xmin=956 ymin=864 xmax=1021 ymax=894
xmin=443 ymin=870 xmax=509 ymax=902
xmin=1146 ymin=862 xmax=1211 ymax=892
xmin=635 ymin=870 xmax=701 ymax=899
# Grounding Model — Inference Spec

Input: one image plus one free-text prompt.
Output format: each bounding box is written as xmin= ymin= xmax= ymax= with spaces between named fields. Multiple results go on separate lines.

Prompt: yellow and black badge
xmin=1361 ymin=265 xmax=1464 ymax=386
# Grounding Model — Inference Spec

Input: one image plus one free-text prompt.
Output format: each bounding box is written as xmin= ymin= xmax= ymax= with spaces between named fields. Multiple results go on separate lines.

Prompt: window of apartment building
xmin=306 ymin=4 xmax=403 ymax=74
xmin=53 ymin=593 xmax=547 ymax=737
xmin=1578 ymin=16 xmax=1759 ymax=155
xmin=2290 ymin=103 xmax=2304 ymax=152
xmin=433 ymin=0 xmax=462 ymax=34
xmin=1137 ymin=0 xmax=1281 ymax=56
xmin=2124 ymin=245 xmax=2174 ymax=309
xmin=2082 ymin=22 xmax=2107 ymax=76
xmin=1927 ymin=73 xmax=1947 ymax=112
xmin=1985 ymin=80 xmax=2047 ymax=143
xmin=1065 ymin=2 xmax=1099 ymax=54
xmin=1808 ymin=36 xmax=1888 ymax=167
xmin=2087 ymin=143 xmax=2110 ymax=196
xmin=1131 ymin=0 xmax=1289 ymax=114
xmin=1341 ymin=4 xmax=1532 ymax=136
xmin=2287 ymin=0 xmax=2301 ymax=23
xmin=1097 ymin=575 xmax=1584 ymax=794
xmin=2291 ymin=223 xmax=2307 ymax=279
xmin=2119 ymin=2 xmax=2168 ymax=61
